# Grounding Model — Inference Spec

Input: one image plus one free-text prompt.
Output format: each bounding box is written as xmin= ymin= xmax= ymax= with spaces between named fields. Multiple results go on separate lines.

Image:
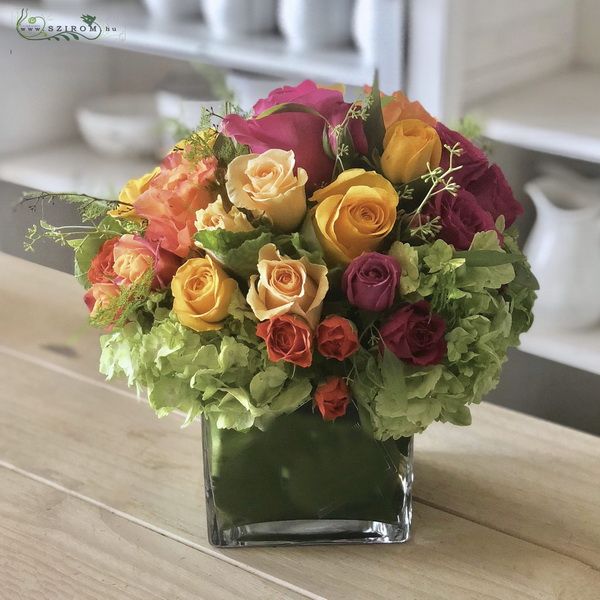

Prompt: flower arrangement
xmin=26 ymin=78 xmax=536 ymax=442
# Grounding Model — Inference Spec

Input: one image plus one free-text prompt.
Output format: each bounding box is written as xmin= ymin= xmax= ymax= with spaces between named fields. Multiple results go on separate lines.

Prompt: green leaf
xmin=250 ymin=366 xmax=288 ymax=405
xmin=363 ymin=71 xmax=386 ymax=158
xmin=454 ymin=250 xmax=522 ymax=267
xmin=255 ymin=102 xmax=328 ymax=121
xmin=195 ymin=228 xmax=272 ymax=279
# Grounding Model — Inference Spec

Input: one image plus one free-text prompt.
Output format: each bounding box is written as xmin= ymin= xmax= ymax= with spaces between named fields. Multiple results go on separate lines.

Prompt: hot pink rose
xmin=221 ymin=80 xmax=367 ymax=191
xmin=135 ymin=153 xmax=217 ymax=257
xmin=112 ymin=234 xmax=181 ymax=289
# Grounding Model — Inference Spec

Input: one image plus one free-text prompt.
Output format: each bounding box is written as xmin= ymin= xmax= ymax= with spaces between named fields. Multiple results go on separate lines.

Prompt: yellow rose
xmin=380 ymin=118 xmax=442 ymax=184
xmin=226 ymin=149 xmax=308 ymax=232
xmin=171 ymin=256 xmax=237 ymax=332
xmin=247 ymin=243 xmax=328 ymax=328
xmin=310 ymin=169 xmax=398 ymax=265
xmin=195 ymin=196 xmax=253 ymax=233
xmin=109 ymin=167 xmax=160 ymax=221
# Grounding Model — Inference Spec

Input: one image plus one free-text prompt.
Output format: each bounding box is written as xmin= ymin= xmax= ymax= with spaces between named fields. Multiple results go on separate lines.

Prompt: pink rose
xmin=222 ymin=80 xmax=367 ymax=191
xmin=112 ymin=234 xmax=181 ymax=289
xmin=380 ymin=301 xmax=447 ymax=367
xmin=342 ymin=252 xmax=400 ymax=311
xmin=135 ymin=153 xmax=217 ymax=257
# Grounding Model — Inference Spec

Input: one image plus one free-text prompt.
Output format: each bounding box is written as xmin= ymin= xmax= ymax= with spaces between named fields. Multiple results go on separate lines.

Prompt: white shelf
xmin=0 ymin=0 xmax=374 ymax=86
xmin=0 ymin=142 xmax=155 ymax=198
xmin=471 ymin=69 xmax=600 ymax=164
xmin=518 ymin=321 xmax=600 ymax=376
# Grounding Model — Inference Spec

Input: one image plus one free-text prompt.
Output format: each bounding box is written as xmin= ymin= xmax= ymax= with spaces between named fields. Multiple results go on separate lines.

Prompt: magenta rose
xmin=380 ymin=301 xmax=447 ymax=367
xmin=425 ymin=188 xmax=497 ymax=250
xmin=436 ymin=123 xmax=488 ymax=188
xmin=342 ymin=253 xmax=400 ymax=311
xmin=221 ymin=80 xmax=367 ymax=191
xmin=467 ymin=164 xmax=524 ymax=227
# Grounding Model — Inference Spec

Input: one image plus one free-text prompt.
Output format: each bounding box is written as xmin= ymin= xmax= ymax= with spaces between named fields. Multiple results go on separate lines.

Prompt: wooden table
xmin=1 ymin=251 xmax=599 ymax=599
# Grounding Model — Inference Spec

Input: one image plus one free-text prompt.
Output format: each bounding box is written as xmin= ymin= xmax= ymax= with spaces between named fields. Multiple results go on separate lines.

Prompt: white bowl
xmin=77 ymin=94 xmax=160 ymax=158
xmin=142 ymin=0 xmax=200 ymax=20
xmin=156 ymin=89 xmax=221 ymax=157
xmin=200 ymin=0 xmax=276 ymax=40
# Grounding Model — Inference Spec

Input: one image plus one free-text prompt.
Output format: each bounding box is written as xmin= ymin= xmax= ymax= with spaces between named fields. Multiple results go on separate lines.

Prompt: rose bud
xmin=380 ymin=300 xmax=447 ymax=367
xmin=256 ymin=314 xmax=313 ymax=368
xmin=342 ymin=252 xmax=401 ymax=311
xmin=83 ymin=282 xmax=120 ymax=320
xmin=316 ymin=316 xmax=359 ymax=361
xmin=314 ymin=377 xmax=350 ymax=421
xmin=381 ymin=118 xmax=442 ymax=184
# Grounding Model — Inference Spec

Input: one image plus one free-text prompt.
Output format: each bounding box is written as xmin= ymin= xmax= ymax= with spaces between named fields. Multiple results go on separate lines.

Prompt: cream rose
xmin=247 ymin=244 xmax=328 ymax=328
xmin=226 ymin=149 xmax=308 ymax=232
xmin=195 ymin=196 xmax=253 ymax=233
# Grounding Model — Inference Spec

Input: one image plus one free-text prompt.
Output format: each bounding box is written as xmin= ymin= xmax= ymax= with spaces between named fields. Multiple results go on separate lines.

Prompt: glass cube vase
xmin=202 ymin=404 xmax=413 ymax=547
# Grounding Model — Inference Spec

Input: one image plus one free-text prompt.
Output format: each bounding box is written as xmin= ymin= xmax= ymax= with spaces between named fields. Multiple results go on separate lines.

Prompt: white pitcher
xmin=524 ymin=176 xmax=600 ymax=329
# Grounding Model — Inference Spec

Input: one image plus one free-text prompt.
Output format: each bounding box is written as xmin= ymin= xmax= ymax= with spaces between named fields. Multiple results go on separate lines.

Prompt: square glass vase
xmin=202 ymin=405 xmax=413 ymax=547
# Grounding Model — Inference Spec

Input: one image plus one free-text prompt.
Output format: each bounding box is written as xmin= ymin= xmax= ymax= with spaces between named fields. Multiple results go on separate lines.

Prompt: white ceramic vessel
xmin=524 ymin=176 xmax=600 ymax=329
xmin=142 ymin=0 xmax=200 ymax=20
xmin=278 ymin=0 xmax=353 ymax=52
xmin=201 ymin=0 xmax=276 ymax=40
xmin=77 ymin=94 xmax=160 ymax=158
xmin=352 ymin=0 xmax=378 ymax=64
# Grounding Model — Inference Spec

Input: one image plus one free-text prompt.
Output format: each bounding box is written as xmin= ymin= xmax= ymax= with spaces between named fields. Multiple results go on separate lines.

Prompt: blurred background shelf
xmin=0 ymin=0 xmax=374 ymax=86
xmin=519 ymin=324 xmax=600 ymax=376
xmin=472 ymin=69 xmax=600 ymax=164
xmin=0 ymin=142 xmax=154 ymax=197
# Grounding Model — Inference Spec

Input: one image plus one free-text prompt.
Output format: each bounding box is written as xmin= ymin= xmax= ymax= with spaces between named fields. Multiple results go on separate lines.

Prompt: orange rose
xmin=88 ymin=238 xmax=118 ymax=284
xmin=381 ymin=119 xmax=442 ymax=184
xmin=382 ymin=90 xmax=436 ymax=128
xmin=314 ymin=377 xmax=350 ymax=421
xmin=256 ymin=315 xmax=313 ymax=368
xmin=316 ymin=316 xmax=359 ymax=361
xmin=135 ymin=153 xmax=218 ymax=258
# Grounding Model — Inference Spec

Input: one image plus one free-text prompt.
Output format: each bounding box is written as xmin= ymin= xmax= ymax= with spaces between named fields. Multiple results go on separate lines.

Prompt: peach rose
xmin=109 ymin=167 xmax=161 ymax=222
xmin=226 ymin=149 xmax=308 ymax=232
xmin=171 ymin=256 xmax=237 ymax=332
xmin=112 ymin=234 xmax=180 ymax=289
xmin=381 ymin=119 xmax=442 ymax=184
xmin=195 ymin=196 xmax=253 ymax=233
xmin=246 ymin=243 xmax=328 ymax=329
xmin=310 ymin=169 xmax=399 ymax=265
xmin=135 ymin=153 xmax=218 ymax=258
xmin=83 ymin=282 xmax=120 ymax=318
